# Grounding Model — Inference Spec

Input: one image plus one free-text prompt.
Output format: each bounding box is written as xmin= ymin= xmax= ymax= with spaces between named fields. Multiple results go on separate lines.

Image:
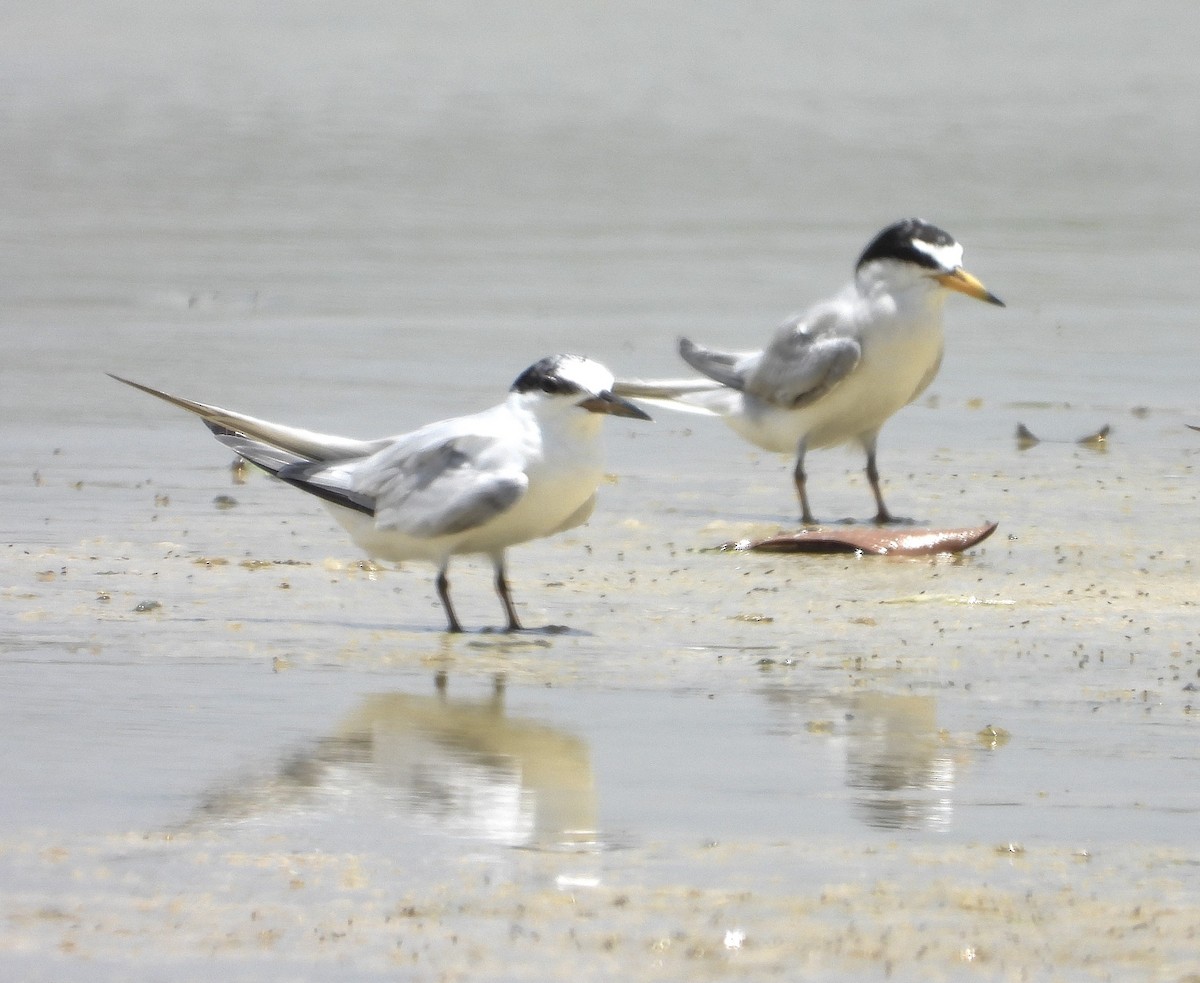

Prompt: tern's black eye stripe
xmin=539 ymin=375 xmax=571 ymax=394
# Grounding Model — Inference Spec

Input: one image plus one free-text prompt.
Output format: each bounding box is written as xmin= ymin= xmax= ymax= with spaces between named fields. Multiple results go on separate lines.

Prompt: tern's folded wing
xmin=351 ymin=435 xmax=529 ymax=538
xmin=747 ymin=330 xmax=862 ymax=409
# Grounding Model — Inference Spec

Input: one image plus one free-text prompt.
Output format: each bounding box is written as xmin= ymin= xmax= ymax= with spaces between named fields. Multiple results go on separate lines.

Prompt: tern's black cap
xmin=510 ymin=354 xmax=587 ymax=395
xmin=856 ymin=218 xmax=956 ymax=271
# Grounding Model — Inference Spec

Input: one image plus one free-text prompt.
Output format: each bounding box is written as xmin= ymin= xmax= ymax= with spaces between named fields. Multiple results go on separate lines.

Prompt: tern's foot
xmin=873 ymin=513 xmax=918 ymax=526
xmin=812 ymin=515 xmax=918 ymax=526
xmin=477 ymin=623 xmax=578 ymax=637
xmin=516 ymin=623 xmax=573 ymax=636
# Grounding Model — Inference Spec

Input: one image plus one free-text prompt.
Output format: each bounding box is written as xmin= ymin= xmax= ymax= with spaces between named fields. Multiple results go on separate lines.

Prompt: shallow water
xmin=4 ymin=1 xmax=1200 ymax=979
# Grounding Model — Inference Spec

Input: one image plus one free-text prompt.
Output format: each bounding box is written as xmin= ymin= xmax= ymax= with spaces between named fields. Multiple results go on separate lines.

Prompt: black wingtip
xmin=107 ymin=372 xmax=143 ymax=391
xmin=274 ymin=461 xmax=376 ymax=517
xmin=204 ymin=420 xmax=238 ymax=438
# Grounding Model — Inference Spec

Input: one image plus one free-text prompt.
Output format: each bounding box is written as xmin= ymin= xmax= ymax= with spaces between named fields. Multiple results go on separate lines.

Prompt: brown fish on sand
xmin=724 ymin=522 xmax=998 ymax=556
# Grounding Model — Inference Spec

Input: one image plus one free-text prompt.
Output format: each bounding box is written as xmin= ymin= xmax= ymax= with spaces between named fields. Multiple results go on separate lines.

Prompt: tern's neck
xmin=857 ymin=271 xmax=948 ymax=318
xmin=510 ymin=393 xmax=605 ymax=440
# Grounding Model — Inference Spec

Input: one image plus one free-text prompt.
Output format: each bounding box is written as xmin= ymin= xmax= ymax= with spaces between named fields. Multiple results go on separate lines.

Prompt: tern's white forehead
xmin=554 ymin=355 xmax=614 ymax=393
xmin=909 ymin=237 xmax=964 ymax=271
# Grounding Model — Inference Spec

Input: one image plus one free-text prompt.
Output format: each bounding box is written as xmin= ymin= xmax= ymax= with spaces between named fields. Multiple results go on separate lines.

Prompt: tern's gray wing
xmin=213 ymin=428 xmax=379 ymax=515
xmin=611 ymin=376 xmax=735 ymax=417
xmin=678 ymin=338 xmax=751 ymax=390
xmin=108 ymin=374 xmax=385 ymax=461
xmin=744 ymin=309 xmax=862 ymax=409
xmin=350 ymin=434 xmax=528 ymax=538
xmin=112 ymin=373 xmax=524 ymax=535
xmin=611 ymin=377 xmax=727 ymax=400
xmin=213 ymin=428 xmax=524 ymax=535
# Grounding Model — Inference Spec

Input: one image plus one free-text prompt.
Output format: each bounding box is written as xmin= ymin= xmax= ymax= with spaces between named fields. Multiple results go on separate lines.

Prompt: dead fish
xmin=725 ymin=522 xmax=998 ymax=556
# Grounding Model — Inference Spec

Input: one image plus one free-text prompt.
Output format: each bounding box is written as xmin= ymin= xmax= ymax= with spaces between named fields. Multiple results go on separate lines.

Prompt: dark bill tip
xmin=578 ymin=392 xmax=652 ymax=421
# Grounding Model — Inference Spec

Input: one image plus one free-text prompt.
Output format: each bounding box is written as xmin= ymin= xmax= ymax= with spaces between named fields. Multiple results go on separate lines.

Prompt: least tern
xmin=615 ymin=218 xmax=1004 ymax=524
xmin=111 ymin=355 xmax=650 ymax=633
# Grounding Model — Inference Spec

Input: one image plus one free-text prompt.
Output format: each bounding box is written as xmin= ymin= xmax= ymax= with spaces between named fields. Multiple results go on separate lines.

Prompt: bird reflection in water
xmin=760 ymin=684 xmax=961 ymax=832
xmin=196 ymin=672 xmax=598 ymax=852
xmin=843 ymin=692 xmax=956 ymax=831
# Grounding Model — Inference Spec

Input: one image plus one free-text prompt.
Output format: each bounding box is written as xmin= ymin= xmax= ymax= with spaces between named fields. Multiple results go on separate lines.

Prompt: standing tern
xmin=614 ymin=218 xmax=1004 ymax=524
xmin=110 ymin=355 xmax=650 ymax=633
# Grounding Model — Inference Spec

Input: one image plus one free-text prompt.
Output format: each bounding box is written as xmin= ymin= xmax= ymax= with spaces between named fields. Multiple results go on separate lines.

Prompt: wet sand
xmin=5 ymin=402 xmax=1200 ymax=979
xmin=5 ymin=0 xmax=1200 ymax=978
